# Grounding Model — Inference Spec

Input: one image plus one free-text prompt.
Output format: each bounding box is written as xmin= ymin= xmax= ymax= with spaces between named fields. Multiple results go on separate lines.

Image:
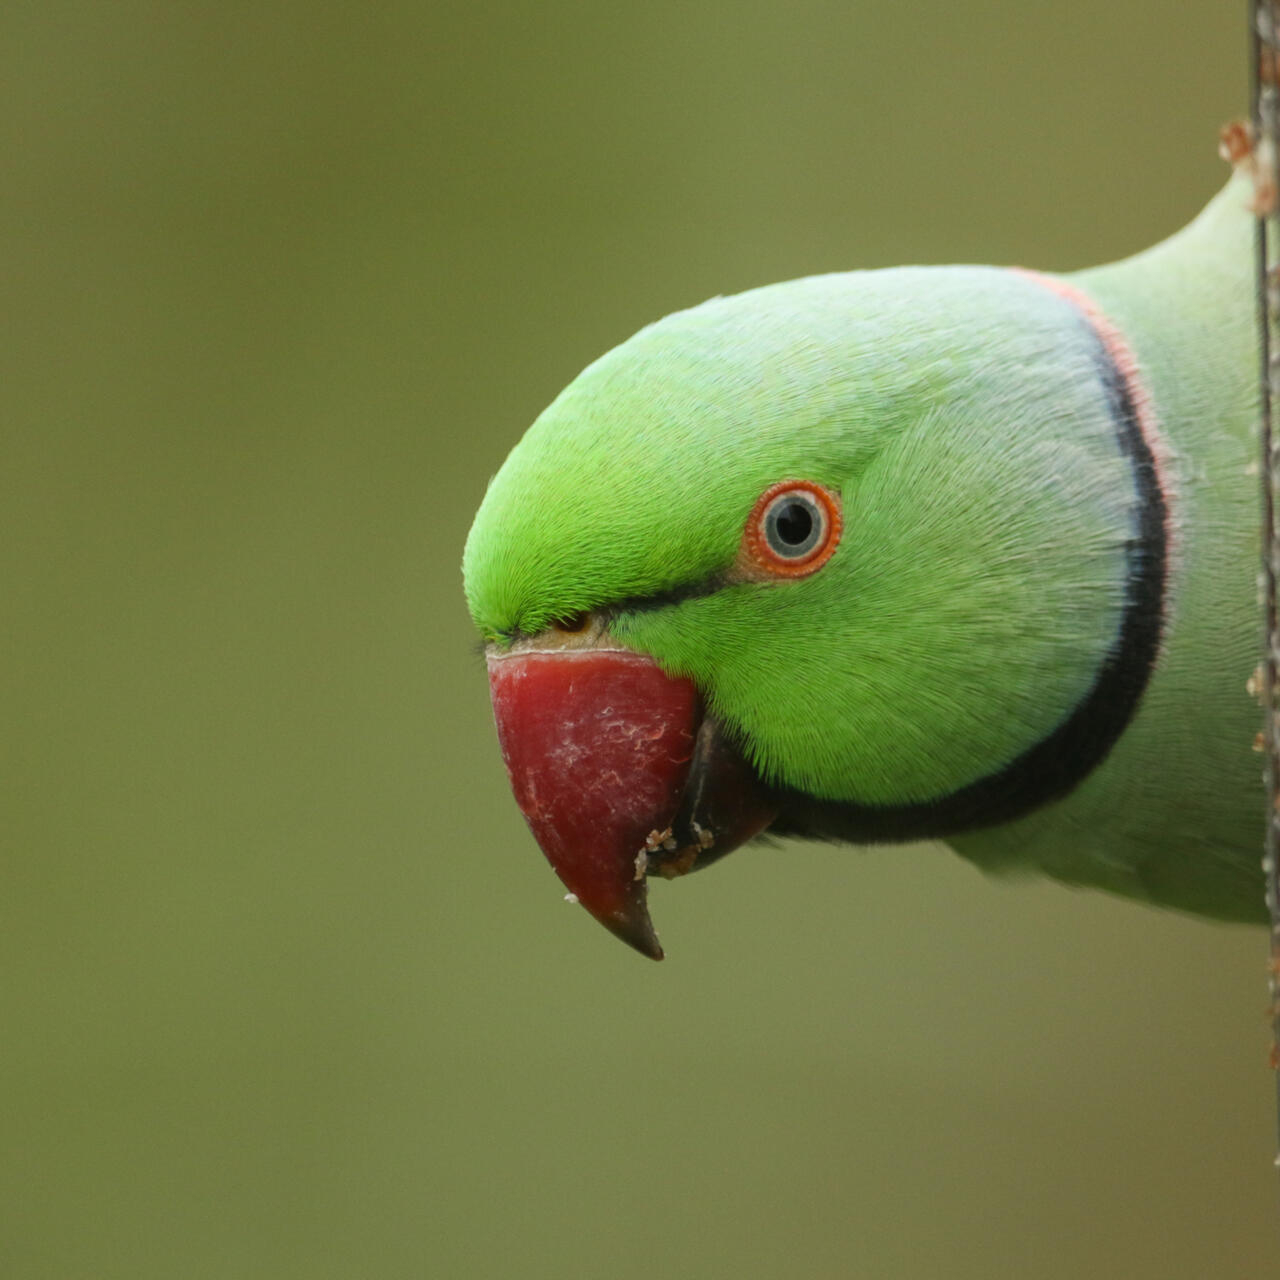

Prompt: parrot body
xmin=464 ymin=173 xmax=1264 ymax=955
xmin=950 ymin=197 xmax=1258 ymax=918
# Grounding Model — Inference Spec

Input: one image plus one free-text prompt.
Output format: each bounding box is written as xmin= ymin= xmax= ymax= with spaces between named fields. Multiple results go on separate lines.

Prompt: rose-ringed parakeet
xmin=463 ymin=172 xmax=1262 ymax=959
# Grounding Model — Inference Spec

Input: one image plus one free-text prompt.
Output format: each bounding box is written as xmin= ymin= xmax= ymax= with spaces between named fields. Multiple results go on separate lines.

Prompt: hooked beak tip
xmin=600 ymin=902 xmax=665 ymax=961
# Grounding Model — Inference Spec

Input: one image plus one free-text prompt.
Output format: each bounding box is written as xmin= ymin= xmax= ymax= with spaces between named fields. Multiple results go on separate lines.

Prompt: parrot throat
xmin=769 ymin=278 xmax=1171 ymax=844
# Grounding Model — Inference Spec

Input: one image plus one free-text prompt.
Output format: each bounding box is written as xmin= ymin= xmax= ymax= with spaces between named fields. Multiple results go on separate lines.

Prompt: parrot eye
xmin=743 ymin=480 xmax=842 ymax=578
xmin=766 ymin=495 xmax=820 ymax=554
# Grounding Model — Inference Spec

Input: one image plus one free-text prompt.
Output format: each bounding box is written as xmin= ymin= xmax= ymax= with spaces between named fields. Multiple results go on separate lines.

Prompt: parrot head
xmin=463 ymin=267 xmax=1148 ymax=957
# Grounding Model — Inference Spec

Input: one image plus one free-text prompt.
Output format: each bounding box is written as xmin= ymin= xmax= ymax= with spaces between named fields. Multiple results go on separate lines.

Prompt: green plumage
xmin=464 ymin=174 xmax=1263 ymax=923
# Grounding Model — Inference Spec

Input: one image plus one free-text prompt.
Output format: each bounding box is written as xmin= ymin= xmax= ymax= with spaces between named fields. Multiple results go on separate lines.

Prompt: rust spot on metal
xmin=1220 ymin=119 xmax=1256 ymax=165
xmin=1249 ymin=666 xmax=1265 ymax=701
xmin=1261 ymin=43 xmax=1280 ymax=88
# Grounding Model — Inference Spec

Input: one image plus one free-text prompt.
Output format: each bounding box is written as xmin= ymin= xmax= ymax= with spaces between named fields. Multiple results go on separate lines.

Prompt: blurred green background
xmin=4 ymin=2 xmax=1275 ymax=1276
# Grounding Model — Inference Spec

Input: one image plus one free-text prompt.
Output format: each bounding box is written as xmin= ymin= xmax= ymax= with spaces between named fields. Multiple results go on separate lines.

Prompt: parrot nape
xmin=462 ymin=170 xmax=1262 ymax=960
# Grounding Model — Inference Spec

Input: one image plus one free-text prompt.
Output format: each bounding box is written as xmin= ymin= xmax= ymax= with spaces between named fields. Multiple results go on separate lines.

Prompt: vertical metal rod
xmin=1250 ymin=0 xmax=1280 ymax=1154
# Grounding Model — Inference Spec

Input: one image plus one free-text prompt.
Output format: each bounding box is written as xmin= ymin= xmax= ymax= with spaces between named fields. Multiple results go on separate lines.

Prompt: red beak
xmin=487 ymin=643 xmax=777 ymax=958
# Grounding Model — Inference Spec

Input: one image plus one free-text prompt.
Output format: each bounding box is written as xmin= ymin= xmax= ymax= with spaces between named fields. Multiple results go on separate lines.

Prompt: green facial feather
xmin=466 ymin=266 xmax=1134 ymax=804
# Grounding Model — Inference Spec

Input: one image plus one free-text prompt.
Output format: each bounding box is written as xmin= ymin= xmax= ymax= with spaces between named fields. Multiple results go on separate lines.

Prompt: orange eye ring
xmin=742 ymin=480 xmax=842 ymax=578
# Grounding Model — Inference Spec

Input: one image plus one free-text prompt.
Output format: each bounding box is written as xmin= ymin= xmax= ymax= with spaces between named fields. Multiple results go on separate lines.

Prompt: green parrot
xmin=462 ymin=169 xmax=1263 ymax=959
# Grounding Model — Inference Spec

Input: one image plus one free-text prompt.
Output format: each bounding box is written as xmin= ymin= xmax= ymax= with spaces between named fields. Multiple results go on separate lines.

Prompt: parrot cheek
xmin=486 ymin=644 xmax=778 ymax=959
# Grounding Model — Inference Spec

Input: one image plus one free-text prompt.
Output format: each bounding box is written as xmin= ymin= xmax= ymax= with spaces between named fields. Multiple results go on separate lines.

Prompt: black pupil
xmin=773 ymin=500 xmax=814 ymax=546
